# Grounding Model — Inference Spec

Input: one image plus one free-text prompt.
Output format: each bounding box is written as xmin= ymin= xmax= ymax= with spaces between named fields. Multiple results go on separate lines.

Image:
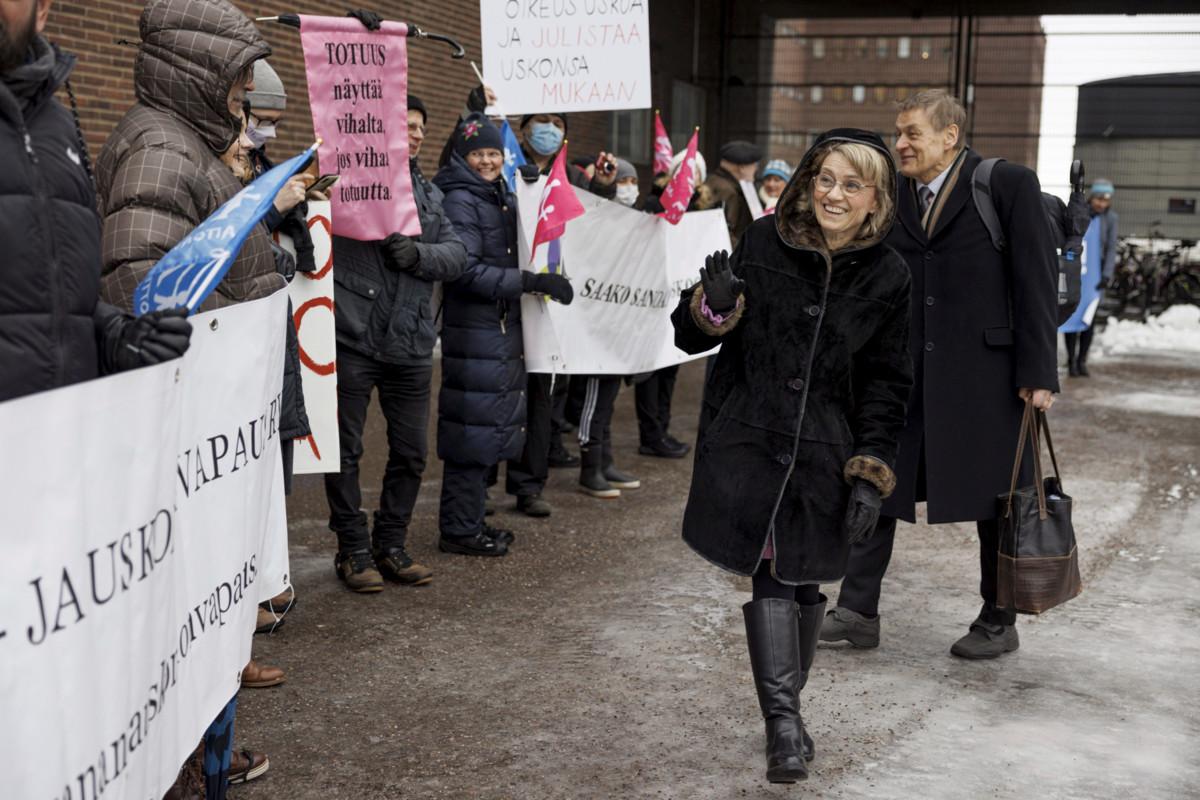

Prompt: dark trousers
xmin=439 ymin=460 xmax=490 ymax=538
xmin=1064 ymin=329 xmax=1094 ymax=365
xmin=752 ymin=560 xmax=822 ymax=605
xmin=836 ymin=516 xmax=1016 ymax=625
xmin=566 ymin=374 xmax=621 ymax=447
xmin=506 ymin=372 xmax=553 ymax=497
xmin=323 ymin=346 xmax=431 ymax=553
xmin=635 ymin=365 xmax=679 ymax=445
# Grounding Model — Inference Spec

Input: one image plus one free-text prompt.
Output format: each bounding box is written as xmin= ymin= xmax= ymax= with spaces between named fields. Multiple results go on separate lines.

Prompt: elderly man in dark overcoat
xmin=820 ymin=90 xmax=1060 ymax=659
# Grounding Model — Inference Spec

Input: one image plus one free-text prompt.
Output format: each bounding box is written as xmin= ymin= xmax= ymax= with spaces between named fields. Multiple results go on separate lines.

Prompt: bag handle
xmin=1004 ymin=397 xmax=1048 ymax=521
xmin=1036 ymin=410 xmax=1064 ymax=485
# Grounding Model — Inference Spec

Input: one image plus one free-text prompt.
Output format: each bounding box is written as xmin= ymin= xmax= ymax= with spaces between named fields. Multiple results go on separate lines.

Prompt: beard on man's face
xmin=0 ymin=4 xmax=39 ymax=73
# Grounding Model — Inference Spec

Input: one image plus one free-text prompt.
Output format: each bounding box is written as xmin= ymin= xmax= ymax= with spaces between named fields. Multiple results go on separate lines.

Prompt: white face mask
xmin=616 ymin=184 xmax=639 ymax=207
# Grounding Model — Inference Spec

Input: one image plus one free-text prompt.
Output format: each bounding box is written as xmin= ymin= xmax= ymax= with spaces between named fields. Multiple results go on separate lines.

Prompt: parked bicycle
xmin=1107 ymin=223 xmax=1200 ymax=320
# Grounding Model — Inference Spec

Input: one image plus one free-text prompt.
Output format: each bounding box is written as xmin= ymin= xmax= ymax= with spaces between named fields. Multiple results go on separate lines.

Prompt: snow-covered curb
xmin=1093 ymin=305 xmax=1200 ymax=360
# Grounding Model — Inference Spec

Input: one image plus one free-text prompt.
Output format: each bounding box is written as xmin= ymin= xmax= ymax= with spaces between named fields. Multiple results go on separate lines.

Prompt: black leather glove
xmin=699 ymin=250 xmax=745 ymax=314
xmin=345 ymin=8 xmax=382 ymax=30
xmin=521 ymin=271 xmax=574 ymax=305
xmin=382 ymin=233 xmax=420 ymax=273
xmin=844 ymin=479 xmax=882 ymax=545
xmin=110 ymin=308 xmax=193 ymax=372
xmin=518 ymin=164 xmax=541 ymax=184
xmin=467 ymin=84 xmax=488 ymax=113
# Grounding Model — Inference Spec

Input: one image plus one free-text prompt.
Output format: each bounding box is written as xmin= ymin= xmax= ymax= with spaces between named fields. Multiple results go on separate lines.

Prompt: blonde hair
xmin=824 ymin=142 xmax=893 ymax=242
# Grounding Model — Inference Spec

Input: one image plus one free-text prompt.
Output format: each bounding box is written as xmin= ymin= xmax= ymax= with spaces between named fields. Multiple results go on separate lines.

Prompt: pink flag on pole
xmin=299 ymin=16 xmax=421 ymax=240
xmin=657 ymin=128 xmax=699 ymax=225
xmin=530 ymin=146 xmax=586 ymax=262
xmin=653 ymin=110 xmax=673 ymax=175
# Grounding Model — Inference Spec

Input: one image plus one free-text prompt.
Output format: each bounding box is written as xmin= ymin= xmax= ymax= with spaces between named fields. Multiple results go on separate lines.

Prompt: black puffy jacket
xmin=432 ymin=154 xmax=527 ymax=467
xmin=331 ymin=162 xmax=466 ymax=364
xmin=0 ymin=40 xmax=125 ymax=403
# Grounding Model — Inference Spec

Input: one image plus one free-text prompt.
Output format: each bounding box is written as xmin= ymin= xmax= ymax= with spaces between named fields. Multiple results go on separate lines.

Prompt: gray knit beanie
xmin=247 ymin=60 xmax=286 ymax=111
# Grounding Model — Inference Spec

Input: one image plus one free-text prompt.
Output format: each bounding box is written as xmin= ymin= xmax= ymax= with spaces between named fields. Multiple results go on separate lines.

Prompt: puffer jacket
xmin=432 ymin=153 xmax=526 ymax=466
xmin=96 ymin=0 xmax=282 ymax=312
xmin=0 ymin=39 xmax=128 ymax=403
xmin=672 ymin=129 xmax=913 ymax=584
xmin=331 ymin=162 xmax=466 ymax=364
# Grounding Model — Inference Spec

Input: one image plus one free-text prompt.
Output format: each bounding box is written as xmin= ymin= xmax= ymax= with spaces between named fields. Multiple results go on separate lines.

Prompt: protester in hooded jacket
xmin=672 ymin=129 xmax=912 ymax=784
xmin=95 ymin=0 xmax=283 ymax=313
xmin=433 ymin=114 xmax=575 ymax=556
xmin=0 ymin=0 xmax=191 ymax=405
xmin=759 ymin=159 xmax=793 ymax=213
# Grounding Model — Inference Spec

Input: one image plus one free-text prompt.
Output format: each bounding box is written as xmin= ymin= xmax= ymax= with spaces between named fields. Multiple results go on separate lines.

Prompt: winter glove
xmin=345 ymin=8 xmax=382 ymax=30
xmin=109 ymin=308 xmax=193 ymax=372
xmin=699 ymin=250 xmax=745 ymax=315
xmin=382 ymin=233 xmax=420 ymax=273
xmin=467 ymin=84 xmax=488 ymax=113
xmin=843 ymin=479 xmax=882 ymax=545
xmin=521 ymin=271 xmax=574 ymax=305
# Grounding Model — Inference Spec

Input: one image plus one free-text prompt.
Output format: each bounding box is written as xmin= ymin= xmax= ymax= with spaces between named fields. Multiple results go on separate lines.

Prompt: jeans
xmin=323 ymin=346 xmax=431 ymax=553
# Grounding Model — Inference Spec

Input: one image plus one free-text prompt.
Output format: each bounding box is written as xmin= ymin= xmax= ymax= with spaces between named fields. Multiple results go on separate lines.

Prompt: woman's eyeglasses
xmin=813 ymin=173 xmax=874 ymax=196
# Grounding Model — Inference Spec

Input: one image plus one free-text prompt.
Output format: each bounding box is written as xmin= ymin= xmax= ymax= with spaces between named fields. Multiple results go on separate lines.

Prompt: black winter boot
xmin=578 ymin=446 xmax=620 ymax=498
xmin=744 ymin=598 xmax=808 ymax=783
xmin=796 ymin=594 xmax=828 ymax=762
xmin=601 ymin=430 xmax=640 ymax=489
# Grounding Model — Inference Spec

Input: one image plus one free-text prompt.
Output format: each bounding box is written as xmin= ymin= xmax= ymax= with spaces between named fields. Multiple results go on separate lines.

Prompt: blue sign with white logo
xmin=500 ymin=119 xmax=526 ymax=191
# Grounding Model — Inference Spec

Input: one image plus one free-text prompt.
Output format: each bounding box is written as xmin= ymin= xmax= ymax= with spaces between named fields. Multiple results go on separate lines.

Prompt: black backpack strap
xmin=971 ymin=157 xmax=1005 ymax=252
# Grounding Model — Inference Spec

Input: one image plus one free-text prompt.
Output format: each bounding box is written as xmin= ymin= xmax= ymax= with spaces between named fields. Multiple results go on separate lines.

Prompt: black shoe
xmin=548 ymin=442 xmax=580 ymax=468
xmin=950 ymin=617 xmax=1019 ymax=659
xmin=482 ymin=524 xmax=516 ymax=546
xmin=744 ymin=598 xmax=808 ymax=783
xmin=1077 ymin=360 xmax=1090 ymax=377
xmin=664 ymin=434 xmax=691 ymax=453
xmin=603 ymin=464 xmax=641 ymax=489
xmin=1068 ymin=360 xmax=1080 ymax=377
xmin=334 ymin=549 xmax=384 ymax=593
xmin=438 ymin=532 xmax=508 ymax=557
xmin=638 ymin=437 xmax=689 ymax=458
xmin=516 ymin=494 xmax=552 ymax=518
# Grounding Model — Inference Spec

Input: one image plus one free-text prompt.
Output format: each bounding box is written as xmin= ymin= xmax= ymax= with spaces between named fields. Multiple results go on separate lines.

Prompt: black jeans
xmin=836 ymin=515 xmax=1015 ymax=625
xmin=752 ymin=560 xmax=822 ymax=605
xmin=439 ymin=461 xmax=490 ymax=538
xmin=323 ymin=346 xmax=431 ymax=554
xmin=566 ymin=375 xmax=621 ymax=448
xmin=506 ymin=372 xmax=553 ymax=497
xmin=635 ymin=365 xmax=679 ymax=444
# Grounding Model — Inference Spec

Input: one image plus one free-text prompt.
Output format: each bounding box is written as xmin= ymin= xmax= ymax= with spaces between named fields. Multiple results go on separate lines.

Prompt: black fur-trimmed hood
xmin=774 ymin=128 xmax=898 ymax=256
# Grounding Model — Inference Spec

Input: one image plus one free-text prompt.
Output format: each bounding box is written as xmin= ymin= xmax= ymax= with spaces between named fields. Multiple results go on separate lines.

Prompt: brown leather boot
xmin=374 ymin=545 xmax=433 ymax=585
xmin=241 ymin=659 xmax=286 ymax=689
xmin=335 ymin=549 xmax=384 ymax=593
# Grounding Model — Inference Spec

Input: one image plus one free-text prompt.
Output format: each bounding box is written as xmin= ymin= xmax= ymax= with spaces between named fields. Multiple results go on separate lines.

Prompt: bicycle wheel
xmin=1162 ymin=270 xmax=1200 ymax=308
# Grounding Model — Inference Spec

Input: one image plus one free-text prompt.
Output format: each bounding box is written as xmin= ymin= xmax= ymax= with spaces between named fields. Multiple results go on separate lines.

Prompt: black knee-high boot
xmin=1064 ymin=332 xmax=1079 ymax=377
xmin=744 ymin=598 xmax=808 ymax=783
xmin=1077 ymin=327 xmax=1094 ymax=376
xmin=796 ymin=594 xmax=827 ymax=762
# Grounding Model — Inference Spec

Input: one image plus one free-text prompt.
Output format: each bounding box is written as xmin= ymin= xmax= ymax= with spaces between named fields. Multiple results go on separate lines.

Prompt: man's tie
xmin=919 ymin=185 xmax=935 ymax=217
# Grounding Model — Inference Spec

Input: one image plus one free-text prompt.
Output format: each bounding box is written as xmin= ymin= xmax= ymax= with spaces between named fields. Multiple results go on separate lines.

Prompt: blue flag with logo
xmin=500 ymin=119 xmax=526 ymax=191
xmin=133 ymin=144 xmax=317 ymax=315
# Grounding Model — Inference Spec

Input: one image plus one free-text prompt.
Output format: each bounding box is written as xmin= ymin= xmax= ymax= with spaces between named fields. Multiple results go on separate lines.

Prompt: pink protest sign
xmin=299 ymin=16 xmax=421 ymax=240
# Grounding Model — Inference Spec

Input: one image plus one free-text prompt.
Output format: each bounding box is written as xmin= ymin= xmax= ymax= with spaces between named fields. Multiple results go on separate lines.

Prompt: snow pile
xmin=1094 ymin=305 xmax=1200 ymax=358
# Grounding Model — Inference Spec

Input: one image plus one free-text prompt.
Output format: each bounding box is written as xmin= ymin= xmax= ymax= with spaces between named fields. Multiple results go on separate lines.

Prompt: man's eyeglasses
xmin=813 ymin=173 xmax=875 ymax=196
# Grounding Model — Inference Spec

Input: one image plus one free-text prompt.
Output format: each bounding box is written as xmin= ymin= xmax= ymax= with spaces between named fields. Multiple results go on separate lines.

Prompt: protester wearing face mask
xmin=614 ymin=159 xmax=640 ymax=207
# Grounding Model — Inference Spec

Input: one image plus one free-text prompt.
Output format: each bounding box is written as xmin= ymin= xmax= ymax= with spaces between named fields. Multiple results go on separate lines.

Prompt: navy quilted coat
xmin=432 ymin=154 xmax=527 ymax=466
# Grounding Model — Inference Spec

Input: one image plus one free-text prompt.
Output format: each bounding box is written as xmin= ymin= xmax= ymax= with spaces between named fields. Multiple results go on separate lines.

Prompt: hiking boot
xmin=227 ymin=749 xmax=269 ymax=785
xmin=579 ymin=446 xmax=620 ymax=498
xmin=334 ymin=549 xmax=384 ymax=593
xmin=516 ymin=494 xmax=552 ymax=518
xmin=638 ymin=437 xmax=689 ymax=458
xmin=818 ymin=606 xmax=880 ymax=648
xmin=950 ymin=619 xmax=1019 ymax=660
xmin=374 ymin=546 xmax=433 ymax=586
xmin=603 ymin=464 xmax=641 ymax=489
xmin=548 ymin=440 xmax=581 ymax=468
xmin=439 ymin=531 xmax=508 ymax=557
xmin=482 ymin=524 xmax=516 ymax=546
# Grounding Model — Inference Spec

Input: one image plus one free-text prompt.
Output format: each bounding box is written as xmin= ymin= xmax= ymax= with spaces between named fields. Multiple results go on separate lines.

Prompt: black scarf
xmin=1 ymin=35 xmax=56 ymax=114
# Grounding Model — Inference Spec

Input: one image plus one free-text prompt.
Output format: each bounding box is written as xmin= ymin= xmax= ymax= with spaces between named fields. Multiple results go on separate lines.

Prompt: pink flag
xmin=653 ymin=111 xmax=673 ymax=175
xmin=531 ymin=146 xmax=586 ymax=262
xmin=657 ymin=128 xmax=699 ymax=225
xmin=299 ymin=15 xmax=421 ymax=241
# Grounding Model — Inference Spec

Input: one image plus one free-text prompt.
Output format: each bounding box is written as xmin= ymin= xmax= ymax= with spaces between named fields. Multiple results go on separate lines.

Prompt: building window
xmin=896 ymin=86 xmax=910 ymax=101
xmin=967 ymin=84 xmax=975 ymax=105
xmin=852 ymin=85 xmax=866 ymax=104
xmin=811 ymin=85 xmax=823 ymax=103
xmin=897 ymin=36 xmax=911 ymax=59
xmin=813 ymin=39 xmax=825 ymax=59
xmin=832 ymin=86 xmax=846 ymax=103
xmin=856 ymin=38 xmax=869 ymax=59
xmin=920 ymin=38 xmax=932 ymax=60
xmin=669 ymin=79 xmax=706 ymax=144
xmin=611 ymin=110 xmax=650 ymax=164
xmin=874 ymin=86 xmax=888 ymax=104
xmin=876 ymin=38 xmax=889 ymax=58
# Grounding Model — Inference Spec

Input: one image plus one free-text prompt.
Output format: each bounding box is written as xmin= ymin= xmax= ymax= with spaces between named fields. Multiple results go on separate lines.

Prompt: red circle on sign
xmin=294 ymin=296 xmax=336 ymax=376
xmin=304 ymin=214 xmax=333 ymax=280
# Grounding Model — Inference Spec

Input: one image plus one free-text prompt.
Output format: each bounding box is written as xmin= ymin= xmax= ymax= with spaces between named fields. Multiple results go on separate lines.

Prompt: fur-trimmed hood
xmin=774 ymin=128 xmax=898 ymax=256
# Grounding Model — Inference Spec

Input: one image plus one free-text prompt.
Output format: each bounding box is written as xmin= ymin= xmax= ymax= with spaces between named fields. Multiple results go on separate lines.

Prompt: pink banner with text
xmin=299 ymin=16 xmax=421 ymax=240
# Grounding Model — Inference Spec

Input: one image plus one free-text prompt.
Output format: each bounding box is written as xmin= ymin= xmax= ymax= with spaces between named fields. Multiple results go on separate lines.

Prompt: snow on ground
xmin=1093 ymin=304 xmax=1200 ymax=359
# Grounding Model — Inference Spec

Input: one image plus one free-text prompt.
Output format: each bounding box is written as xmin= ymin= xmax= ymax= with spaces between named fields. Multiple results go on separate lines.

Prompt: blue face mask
xmin=528 ymin=122 xmax=564 ymax=156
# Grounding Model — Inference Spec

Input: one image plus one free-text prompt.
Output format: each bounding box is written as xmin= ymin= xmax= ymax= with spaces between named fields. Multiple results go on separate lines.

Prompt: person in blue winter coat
xmin=433 ymin=114 xmax=575 ymax=557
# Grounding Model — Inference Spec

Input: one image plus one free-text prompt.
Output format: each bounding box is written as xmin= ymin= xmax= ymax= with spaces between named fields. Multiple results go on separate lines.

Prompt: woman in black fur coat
xmin=671 ymin=129 xmax=913 ymax=783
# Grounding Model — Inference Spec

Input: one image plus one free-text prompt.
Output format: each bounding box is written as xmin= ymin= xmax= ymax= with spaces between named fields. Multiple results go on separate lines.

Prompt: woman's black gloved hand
xmin=345 ymin=8 xmax=383 ymax=30
xmin=844 ymin=479 xmax=882 ymax=545
xmin=382 ymin=233 xmax=420 ymax=273
xmin=112 ymin=308 xmax=193 ymax=371
xmin=467 ymin=84 xmax=488 ymax=113
xmin=521 ymin=271 xmax=574 ymax=305
xmin=699 ymin=250 xmax=745 ymax=314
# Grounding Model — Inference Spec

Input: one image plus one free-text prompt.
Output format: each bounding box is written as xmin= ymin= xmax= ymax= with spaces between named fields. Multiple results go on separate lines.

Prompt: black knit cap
xmin=407 ymin=94 xmax=427 ymax=123
xmin=454 ymin=113 xmax=504 ymax=157
xmin=520 ymin=112 xmax=568 ymax=134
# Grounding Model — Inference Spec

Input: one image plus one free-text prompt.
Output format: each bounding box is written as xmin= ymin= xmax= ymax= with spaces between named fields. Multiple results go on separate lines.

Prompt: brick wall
xmin=45 ymin=1 xmax=613 ymax=177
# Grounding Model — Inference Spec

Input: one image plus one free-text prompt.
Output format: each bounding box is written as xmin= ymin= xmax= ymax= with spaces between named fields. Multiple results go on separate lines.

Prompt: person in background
xmin=433 ymin=114 xmax=575 ymax=556
xmin=759 ymin=159 xmax=792 ymax=213
xmin=705 ymin=140 xmax=763 ymax=246
xmin=1063 ymin=178 xmax=1118 ymax=377
xmin=613 ymin=157 xmax=639 ymax=208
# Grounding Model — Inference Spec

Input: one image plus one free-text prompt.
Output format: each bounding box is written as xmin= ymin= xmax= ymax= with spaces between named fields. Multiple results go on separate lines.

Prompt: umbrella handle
xmin=260 ymin=14 xmax=467 ymax=59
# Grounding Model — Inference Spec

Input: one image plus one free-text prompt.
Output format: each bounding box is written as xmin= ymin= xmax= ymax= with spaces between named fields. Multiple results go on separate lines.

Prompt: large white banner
xmin=278 ymin=201 xmax=340 ymax=474
xmin=480 ymin=0 xmax=651 ymax=114
xmin=517 ymin=179 xmax=730 ymax=374
xmin=0 ymin=291 xmax=290 ymax=800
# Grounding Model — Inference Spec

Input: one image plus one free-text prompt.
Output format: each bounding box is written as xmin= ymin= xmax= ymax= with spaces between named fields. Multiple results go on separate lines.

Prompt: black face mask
xmin=0 ymin=5 xmax=38 ymax=73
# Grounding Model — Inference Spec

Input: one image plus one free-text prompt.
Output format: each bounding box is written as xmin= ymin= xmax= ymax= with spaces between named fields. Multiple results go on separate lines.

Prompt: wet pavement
xmin=237 ymin=349 xmax=1200 ymax=799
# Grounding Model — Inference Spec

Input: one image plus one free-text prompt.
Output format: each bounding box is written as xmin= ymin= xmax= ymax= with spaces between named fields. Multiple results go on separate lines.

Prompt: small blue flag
xmin=500 ymin=119 xmax=526 ymax=191
xmin=133 ymin=143 xmax=318 ymax=315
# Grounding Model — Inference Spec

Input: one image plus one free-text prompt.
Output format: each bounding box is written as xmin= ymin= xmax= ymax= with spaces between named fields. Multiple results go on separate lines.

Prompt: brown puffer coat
xmin=96 ymin=0 xmax=282 ymax=312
